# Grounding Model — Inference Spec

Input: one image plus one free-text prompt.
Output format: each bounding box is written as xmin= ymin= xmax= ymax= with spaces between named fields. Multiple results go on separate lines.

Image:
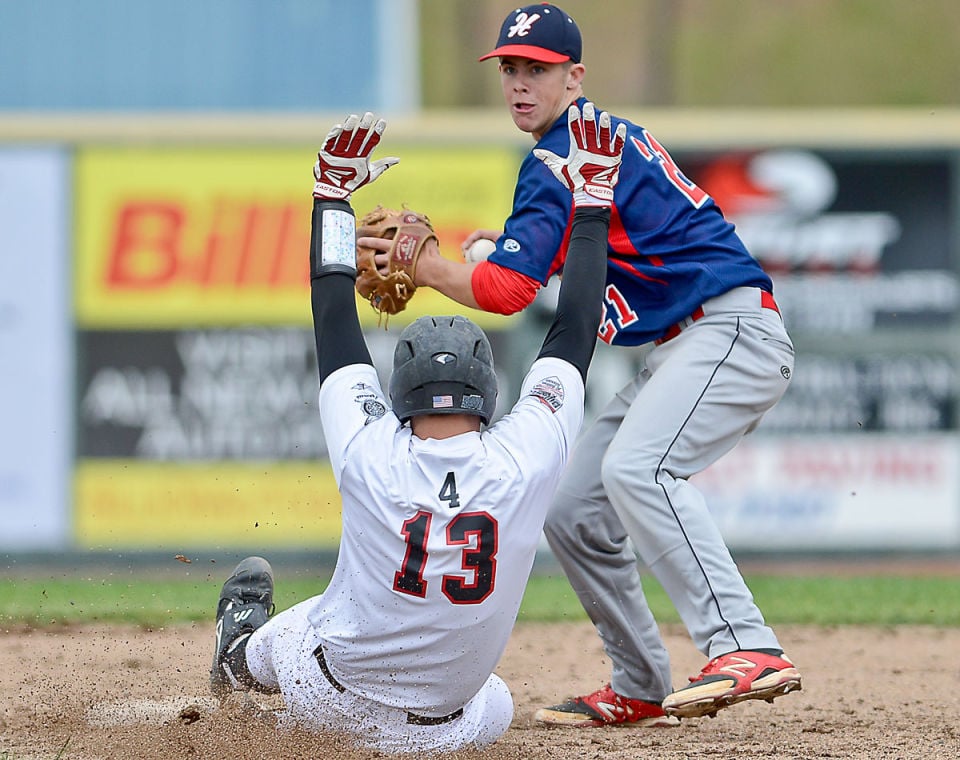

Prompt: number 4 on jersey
xmin=439 ymin=471 xmax=460 ymax=508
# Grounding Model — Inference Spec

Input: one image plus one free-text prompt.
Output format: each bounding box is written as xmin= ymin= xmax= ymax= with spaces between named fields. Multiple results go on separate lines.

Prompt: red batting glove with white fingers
xmin=313 ymin=112 xmax=399 ymax=201
xmin=533 ymin=101 xmax=627 ymax=207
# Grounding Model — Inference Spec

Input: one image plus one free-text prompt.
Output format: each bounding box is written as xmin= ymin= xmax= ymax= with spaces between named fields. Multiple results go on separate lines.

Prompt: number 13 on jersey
xmin=392 ymin=471 xmax=500 ymax=604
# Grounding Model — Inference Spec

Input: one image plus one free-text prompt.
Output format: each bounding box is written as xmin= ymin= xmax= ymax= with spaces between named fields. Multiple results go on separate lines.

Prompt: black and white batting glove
xmin=313 ymin=112 xmax=399 ymax=201
xmin=534 ymin=101 xmax=626 ymax=208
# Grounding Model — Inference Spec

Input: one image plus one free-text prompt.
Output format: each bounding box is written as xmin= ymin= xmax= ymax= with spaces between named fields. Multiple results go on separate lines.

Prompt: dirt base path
xmin=2 ymin=621 xmax=958 ymax=759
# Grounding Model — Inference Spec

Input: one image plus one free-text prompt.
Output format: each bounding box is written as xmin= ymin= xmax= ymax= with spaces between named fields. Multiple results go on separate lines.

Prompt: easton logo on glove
xmin=312 ymin=112 xmax=399 ymax=202
xmin=533 ymin=101 xmax=626 ymax=209
xmin=355 ymin=205 xmax=438 ymax=317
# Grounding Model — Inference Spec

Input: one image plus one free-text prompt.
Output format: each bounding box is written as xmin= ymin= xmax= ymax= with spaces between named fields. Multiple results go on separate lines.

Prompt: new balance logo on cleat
xmin=594 ymin=699 xmax=634 ymax=722
xmin=662 ymin=650 xmax=802 ymax=719
xmin=535 ymin=684 xmax=679 ymax=728
xmin=716 ymin=655 xmax=759 ymax=678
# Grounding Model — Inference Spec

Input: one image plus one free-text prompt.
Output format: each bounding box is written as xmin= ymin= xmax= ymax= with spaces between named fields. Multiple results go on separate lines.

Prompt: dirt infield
xmin=3 ymin=620 xmax=959 ymax=759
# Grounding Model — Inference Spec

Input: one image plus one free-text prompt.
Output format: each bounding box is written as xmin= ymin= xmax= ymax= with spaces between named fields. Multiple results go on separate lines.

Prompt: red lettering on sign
xmin=780 ymin=444 xmax=941 ymax=484
xmin=106 ymin=200 xmax=310 ymax=289
xmin=108 ymin=203 xmax=183 ymax=287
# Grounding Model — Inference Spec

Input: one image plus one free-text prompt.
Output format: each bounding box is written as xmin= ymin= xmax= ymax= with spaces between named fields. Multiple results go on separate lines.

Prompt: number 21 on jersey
xmin=392 ymin=471 xmax=500 ymax=604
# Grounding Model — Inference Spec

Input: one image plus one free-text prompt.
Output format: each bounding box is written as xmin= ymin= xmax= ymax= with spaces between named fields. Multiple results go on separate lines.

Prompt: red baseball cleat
xmin=534 ymin=683 xmax=679 ymax=728
xmin=662 ymin=650 xmax=802 ymax=718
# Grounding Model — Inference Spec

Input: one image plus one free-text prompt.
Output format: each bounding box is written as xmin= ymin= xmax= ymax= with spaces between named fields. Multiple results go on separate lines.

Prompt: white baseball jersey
xmin=307 ymin=356 xmax=584 ymax=716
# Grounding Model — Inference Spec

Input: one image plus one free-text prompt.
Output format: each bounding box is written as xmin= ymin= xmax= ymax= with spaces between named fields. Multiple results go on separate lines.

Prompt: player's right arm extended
xmin=310 ymin=198 xmax=372 ymax=385
xmin=309 ymin=112 xmax=399 ymax=384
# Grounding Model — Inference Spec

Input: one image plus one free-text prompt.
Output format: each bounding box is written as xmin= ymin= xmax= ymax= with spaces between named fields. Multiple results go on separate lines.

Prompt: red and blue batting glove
xmin=313 ymin=112 xmax=399 ymax=201
xmin=534 ymin=101 xmax=627 ymax=207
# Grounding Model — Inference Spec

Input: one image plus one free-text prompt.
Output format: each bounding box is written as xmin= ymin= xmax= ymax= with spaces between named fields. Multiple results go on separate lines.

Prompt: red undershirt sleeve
xmin=470 ymin=260 xmax=541 ymax=315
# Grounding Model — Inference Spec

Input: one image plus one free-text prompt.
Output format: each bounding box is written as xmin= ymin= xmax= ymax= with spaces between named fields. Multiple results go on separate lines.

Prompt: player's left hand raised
xmin=534 ymin=101 xmax=626 ymax=208
xmin=313 ymin=112 xmax=400 ymax=201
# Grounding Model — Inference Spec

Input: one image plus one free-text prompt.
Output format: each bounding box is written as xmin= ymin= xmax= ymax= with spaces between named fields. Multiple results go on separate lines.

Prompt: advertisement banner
xmin=74 ymin=326 xmax=517 ymax=548
xmin=74 ymin=145 xmax=519 ymax=329
xmin=678 ymin=149 xmax=958 ymax=333
xmin=0 ymin=148 xmax=71 ymax=550
xmin=762 ymin=352 xmax=958 ymax=433
xmin=696 ymin=434 xmax=960 ymax=550
xmin=66 ymin=139 xmax=960 ymax=553
xmin=76 ymin=327 xmax=517 ymax=461
xmin=77 ymin=328 xmax=326 ymax=460
xmin=74 ymin=461 xmax=343 ymax=549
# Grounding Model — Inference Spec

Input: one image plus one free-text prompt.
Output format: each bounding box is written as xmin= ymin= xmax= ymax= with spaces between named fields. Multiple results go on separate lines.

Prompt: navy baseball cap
xmin=479 ymin=4 xmax=582 ymax=64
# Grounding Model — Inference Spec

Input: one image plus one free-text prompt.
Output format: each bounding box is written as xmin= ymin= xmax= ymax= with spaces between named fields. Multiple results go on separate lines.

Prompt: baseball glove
xmin=355 ymin=205 xmax=438 ymax=316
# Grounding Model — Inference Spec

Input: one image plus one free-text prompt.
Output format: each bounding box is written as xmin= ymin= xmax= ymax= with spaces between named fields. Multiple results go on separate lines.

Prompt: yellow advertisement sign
xmin=75 ymin=145 xmax=519 ymax=329
xmin=75 ymin=460 xmax=344 ymax=549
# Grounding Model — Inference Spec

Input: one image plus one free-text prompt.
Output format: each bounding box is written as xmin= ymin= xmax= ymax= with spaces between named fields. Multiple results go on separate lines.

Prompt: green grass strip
xmin=3 ymin=572 xmax=959 ymax=628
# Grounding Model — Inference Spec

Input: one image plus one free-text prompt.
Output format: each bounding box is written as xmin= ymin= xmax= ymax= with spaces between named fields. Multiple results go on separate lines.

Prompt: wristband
xmin=573 ymin=189 xmax=612 ymax=208
xmin=310 ymin=199 xmax=356 ymax=279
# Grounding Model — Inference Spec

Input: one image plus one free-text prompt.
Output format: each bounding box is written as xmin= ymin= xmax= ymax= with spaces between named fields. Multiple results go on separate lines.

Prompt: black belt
xmin=312 ymin=645 xmax=463 ymax=726
xmin=314 ymin=644 xmax=346 ymax=693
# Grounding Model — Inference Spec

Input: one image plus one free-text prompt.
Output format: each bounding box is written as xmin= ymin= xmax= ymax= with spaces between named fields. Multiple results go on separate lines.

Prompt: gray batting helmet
xmin=390 ymin=315 xmax=498 ymax=425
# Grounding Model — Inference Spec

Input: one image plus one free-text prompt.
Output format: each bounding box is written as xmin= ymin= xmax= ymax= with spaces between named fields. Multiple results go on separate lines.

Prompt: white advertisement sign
xmin=695 ymin=434 xmax=960 ymax=550
xmin=0 ymin=148 xmax=71 ymax=549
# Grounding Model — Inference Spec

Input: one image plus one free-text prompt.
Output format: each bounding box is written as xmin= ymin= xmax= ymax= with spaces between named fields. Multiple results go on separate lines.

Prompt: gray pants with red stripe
xmin=543 ymin=287 xmax=794 ymax=703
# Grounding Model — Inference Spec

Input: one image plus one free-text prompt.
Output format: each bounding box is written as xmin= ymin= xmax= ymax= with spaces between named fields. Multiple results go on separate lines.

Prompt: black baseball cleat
xmin=210 ymin=556 xmax=276 ymax=697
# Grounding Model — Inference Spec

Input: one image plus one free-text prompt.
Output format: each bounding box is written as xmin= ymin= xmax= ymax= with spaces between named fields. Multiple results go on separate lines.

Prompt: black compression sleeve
xmin=537 ymin=207 xmax=610 ymax=382
xmin=311 ymin=275 xmax=372 ymax=385
xmin=309 ymin=197 xmax=372 ymax=385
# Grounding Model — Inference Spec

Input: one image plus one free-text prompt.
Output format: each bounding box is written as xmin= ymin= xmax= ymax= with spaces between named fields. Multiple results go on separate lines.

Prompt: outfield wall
xmin=2 ymin=110 xmax=958 ymax=553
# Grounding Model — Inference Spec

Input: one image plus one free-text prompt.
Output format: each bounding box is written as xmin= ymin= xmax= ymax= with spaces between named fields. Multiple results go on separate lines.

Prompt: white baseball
xmin=464 ymin=238 xmax=497 ymax=263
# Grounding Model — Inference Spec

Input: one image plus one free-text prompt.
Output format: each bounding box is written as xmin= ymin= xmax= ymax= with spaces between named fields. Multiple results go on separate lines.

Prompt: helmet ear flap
xmin=390 ymin=316 xmax=498 ymax=425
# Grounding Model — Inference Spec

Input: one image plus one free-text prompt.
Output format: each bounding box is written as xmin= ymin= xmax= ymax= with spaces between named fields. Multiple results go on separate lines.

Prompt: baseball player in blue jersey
xmin=406 ymin=3 xmax=803 ymax=727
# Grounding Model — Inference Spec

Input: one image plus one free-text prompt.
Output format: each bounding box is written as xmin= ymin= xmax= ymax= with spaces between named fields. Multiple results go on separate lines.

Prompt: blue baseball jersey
xmin=487 ymin=97 xmax=773 ymax=346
